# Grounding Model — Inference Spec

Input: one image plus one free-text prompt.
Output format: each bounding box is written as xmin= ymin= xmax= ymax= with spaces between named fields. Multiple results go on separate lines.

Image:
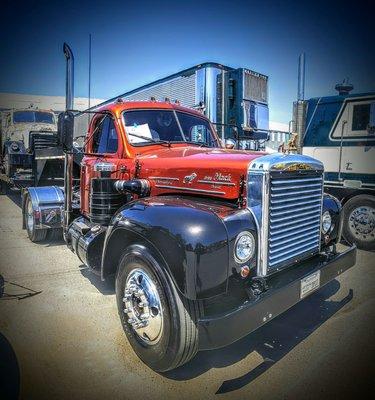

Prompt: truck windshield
xmin=13 ymin=111 xmax=55 ymax=124
xmin=123 ymin=110 xmax=219 ymax=147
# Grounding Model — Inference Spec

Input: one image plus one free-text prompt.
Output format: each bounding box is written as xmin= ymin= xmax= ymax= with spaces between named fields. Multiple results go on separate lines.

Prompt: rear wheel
xmin=342 ymin=194 xmax=375 ymax=251
xmin=24 ymin=196 xmax=47 ymax=242
xmin=116 ymin=249 xmax=201 ymax=372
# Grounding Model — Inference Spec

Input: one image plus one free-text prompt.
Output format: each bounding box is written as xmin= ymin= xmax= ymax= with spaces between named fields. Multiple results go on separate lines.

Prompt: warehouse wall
xmin=0 ymin=92 xmax=104 ymax=112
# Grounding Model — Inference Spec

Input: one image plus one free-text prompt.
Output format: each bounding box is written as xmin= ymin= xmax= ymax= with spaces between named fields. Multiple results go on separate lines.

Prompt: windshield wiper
xmin=128 ymin=133 xmax=171 ymax=147
xmin=183 ymin=140 xmax=211 ymax=148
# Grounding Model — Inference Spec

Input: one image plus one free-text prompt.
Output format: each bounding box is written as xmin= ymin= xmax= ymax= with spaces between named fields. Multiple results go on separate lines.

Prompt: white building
xmin=0 ymin=92 xmax=105 ymax=112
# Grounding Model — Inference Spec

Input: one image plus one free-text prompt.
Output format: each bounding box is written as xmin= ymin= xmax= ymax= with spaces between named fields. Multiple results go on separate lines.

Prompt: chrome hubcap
xmin=123 ymin=268 xmax=163 ymax=344
xmin=27 ymin=201 xmax=34 ymax=232
xmin=349 ymin=206 xmax=375 ymax=241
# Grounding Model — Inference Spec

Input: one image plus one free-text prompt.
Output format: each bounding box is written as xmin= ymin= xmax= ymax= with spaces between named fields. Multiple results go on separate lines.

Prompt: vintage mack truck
xmin=23 ymin=44 xmax=356 ymax=372
xmin=0 ymin=107 xmax=57 ymax=179
xmin=0 ymin=92 xmax=84 ymax=195
xmin=0 ymin=106 xmax=82 ymax=194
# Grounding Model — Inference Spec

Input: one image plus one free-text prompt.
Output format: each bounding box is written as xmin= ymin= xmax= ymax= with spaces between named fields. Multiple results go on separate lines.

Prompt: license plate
xmin=300 ymin=270 xmax=321 ymax=298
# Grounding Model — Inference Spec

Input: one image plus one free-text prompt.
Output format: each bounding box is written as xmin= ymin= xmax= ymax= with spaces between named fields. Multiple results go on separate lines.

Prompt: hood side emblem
xmin=183 ymin=172 xmax=197 ymax=184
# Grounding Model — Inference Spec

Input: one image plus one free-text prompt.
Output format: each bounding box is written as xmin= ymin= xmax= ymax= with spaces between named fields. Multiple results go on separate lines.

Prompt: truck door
xmin=80 ymin=114 xmax=123 ymax=217
xmin=330 ymin=98 xmax=375 ymax=182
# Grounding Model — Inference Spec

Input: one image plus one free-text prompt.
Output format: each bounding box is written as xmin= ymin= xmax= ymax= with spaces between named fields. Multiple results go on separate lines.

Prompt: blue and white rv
xmin=300 ymin=91 xmax=375 ymax=250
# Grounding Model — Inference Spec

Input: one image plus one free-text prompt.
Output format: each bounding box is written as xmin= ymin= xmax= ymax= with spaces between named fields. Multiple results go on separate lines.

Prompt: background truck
xmin=292 ymin=85 xmax=375 ymax=250
xmin=23 ymin=43 xmax=356 ymax=372
xmin=74 ymin=62 xmax=278 ymax=151
xmin=0 ymin=106 xmax=82 ymax=194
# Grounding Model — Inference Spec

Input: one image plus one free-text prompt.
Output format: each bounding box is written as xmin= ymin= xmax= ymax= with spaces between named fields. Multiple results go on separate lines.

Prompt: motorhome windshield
xmin=13 ymin=111 xmax=55 ymax=124
xmin=123 ymin=109 xmax=219 ymax=147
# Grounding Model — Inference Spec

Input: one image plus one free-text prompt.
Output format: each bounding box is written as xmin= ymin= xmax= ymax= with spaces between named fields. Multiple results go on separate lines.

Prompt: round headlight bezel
xmin=234 ymin=231 xmax=255 ymax=264
xmin=11 ymin=142 xmax=20 ymax=151
xmin=321 ymin=211 xmax=332 ymax=234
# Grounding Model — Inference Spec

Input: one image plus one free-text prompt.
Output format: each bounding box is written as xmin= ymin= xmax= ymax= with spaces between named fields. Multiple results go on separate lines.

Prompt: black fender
xmin=101 ymin=196 xmax=258 ymax=300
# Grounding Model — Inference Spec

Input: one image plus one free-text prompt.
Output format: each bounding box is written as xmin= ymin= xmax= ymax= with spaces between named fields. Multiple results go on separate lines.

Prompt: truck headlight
xmin=11 ymin=142 xmax=20 ymax=151
xmin=321 ymin=211 xmax=332 ymax=234
xmin=234 ymin=231 xmax=255 ymax=263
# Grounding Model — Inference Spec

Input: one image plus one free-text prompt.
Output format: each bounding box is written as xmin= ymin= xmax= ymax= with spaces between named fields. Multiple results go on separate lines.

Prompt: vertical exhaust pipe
xmin=64 ymin=43 xmax=74 ymax=110
xmin=63 ymin=43 xmax=74 ymax=234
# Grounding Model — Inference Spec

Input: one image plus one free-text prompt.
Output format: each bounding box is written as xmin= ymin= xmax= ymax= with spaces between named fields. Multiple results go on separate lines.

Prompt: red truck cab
xmin=80 ymin=100 xmax=264 ymax=216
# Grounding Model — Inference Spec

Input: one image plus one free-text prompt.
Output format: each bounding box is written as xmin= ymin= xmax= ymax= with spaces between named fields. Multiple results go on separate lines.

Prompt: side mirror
xmin=58 ymin=111 xmax=74 ymax=151
xmin=230 ymin=126 xmax=238 ymax=138
xmin=225 ymin=138 xmax=236 ymax=149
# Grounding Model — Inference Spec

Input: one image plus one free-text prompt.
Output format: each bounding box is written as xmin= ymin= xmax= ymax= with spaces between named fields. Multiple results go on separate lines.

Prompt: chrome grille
xmin=267 ymin=174 xmax=323 ymax=271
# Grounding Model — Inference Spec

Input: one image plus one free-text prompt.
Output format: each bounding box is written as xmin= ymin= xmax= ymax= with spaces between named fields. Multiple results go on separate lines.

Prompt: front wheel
xmin=342 ymin=194 xmax=375 ymax=251
xmin=116 ymin=249 xmax=201 ymax=372
xmin=24 ymin=195 xmax=47 ymax=242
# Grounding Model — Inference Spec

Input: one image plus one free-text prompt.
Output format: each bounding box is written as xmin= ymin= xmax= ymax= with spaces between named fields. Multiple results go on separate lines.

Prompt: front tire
xmin=116 ymin=249 xmax=201 ymax=372
xmin=342 ymin=194 xmax=375 ymax=251
xmin=24 ymin=195 xmax=47 ymax=242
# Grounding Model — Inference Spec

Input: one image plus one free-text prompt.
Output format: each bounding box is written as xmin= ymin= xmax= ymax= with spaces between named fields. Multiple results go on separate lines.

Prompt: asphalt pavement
xmin=0 ymin=190 xmax=374 ymax=400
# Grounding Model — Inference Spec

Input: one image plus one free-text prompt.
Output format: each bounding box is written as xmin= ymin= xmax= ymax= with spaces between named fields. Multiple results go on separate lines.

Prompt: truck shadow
xmin=164 ymin=280 xmax=353 ymax=394
xmin=5 ymin=189 xmax=22 ymax=208
xmin=0 ymin=332 xmax=20 ymax=400
xmin=79 ymin=266 xmax=115 ymax=295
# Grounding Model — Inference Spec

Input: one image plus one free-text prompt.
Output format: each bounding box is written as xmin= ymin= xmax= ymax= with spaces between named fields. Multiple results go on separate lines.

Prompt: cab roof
xmin=96 ymin=100 xmax=207 ymax=119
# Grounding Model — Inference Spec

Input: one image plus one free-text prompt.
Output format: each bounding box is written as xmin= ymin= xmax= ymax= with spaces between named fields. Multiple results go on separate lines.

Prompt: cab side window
xmin=92 ymin=116 xmax=118 ymax=154
xmin=331 ymin=100 xmax=375 ymax=139
xmin=352 ymin=104 xmax=370 ymax=131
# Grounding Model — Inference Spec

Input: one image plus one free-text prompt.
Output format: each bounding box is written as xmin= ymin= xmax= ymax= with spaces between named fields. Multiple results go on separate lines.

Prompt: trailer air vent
xmin=243 ymin=70 xmax=268 ymax=104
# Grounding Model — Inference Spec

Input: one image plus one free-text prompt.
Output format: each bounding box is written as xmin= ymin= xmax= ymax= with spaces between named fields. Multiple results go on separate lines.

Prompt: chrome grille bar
xmin=247 ymin=153 xmax=325 ymax=277
xmin=267 ymin=174 xmax=323 ymax=271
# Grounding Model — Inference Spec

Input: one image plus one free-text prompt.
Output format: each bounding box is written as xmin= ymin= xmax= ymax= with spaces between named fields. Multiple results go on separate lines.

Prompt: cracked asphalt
xmin=0 ymin=190 xmax=374 ymax=399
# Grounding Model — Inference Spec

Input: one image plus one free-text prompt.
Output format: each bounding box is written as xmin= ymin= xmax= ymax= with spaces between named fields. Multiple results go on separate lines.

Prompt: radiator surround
xmin=247 ymin=153 xmax=324 ymax=277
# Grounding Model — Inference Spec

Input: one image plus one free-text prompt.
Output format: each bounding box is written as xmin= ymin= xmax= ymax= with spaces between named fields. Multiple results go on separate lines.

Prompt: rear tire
xmin=342 ymin=194 xmax=375 ymax=251
xmin=24 ymin=195 xmax=47 ymax=242
xmin=116 ymin=249 xmax=201 ymax=372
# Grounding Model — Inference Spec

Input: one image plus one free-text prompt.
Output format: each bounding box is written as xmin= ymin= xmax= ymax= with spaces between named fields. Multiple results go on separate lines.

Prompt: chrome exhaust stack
xmin=62 ymin=43 xmax=74 ymax=234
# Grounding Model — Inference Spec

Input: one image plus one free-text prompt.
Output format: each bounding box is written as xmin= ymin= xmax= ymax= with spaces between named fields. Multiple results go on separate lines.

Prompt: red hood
xmin=137 ymin=146 xmax=267 ymax=200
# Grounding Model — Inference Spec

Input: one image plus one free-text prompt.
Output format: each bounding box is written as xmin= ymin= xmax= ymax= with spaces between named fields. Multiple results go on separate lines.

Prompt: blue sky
xmin=0 ymin=0 xmax=373 ymax=123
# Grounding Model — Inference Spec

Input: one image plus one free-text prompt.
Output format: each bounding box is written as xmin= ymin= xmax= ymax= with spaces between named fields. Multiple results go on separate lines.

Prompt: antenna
xmin=297 ymin=52 xmax=305 ymax=101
